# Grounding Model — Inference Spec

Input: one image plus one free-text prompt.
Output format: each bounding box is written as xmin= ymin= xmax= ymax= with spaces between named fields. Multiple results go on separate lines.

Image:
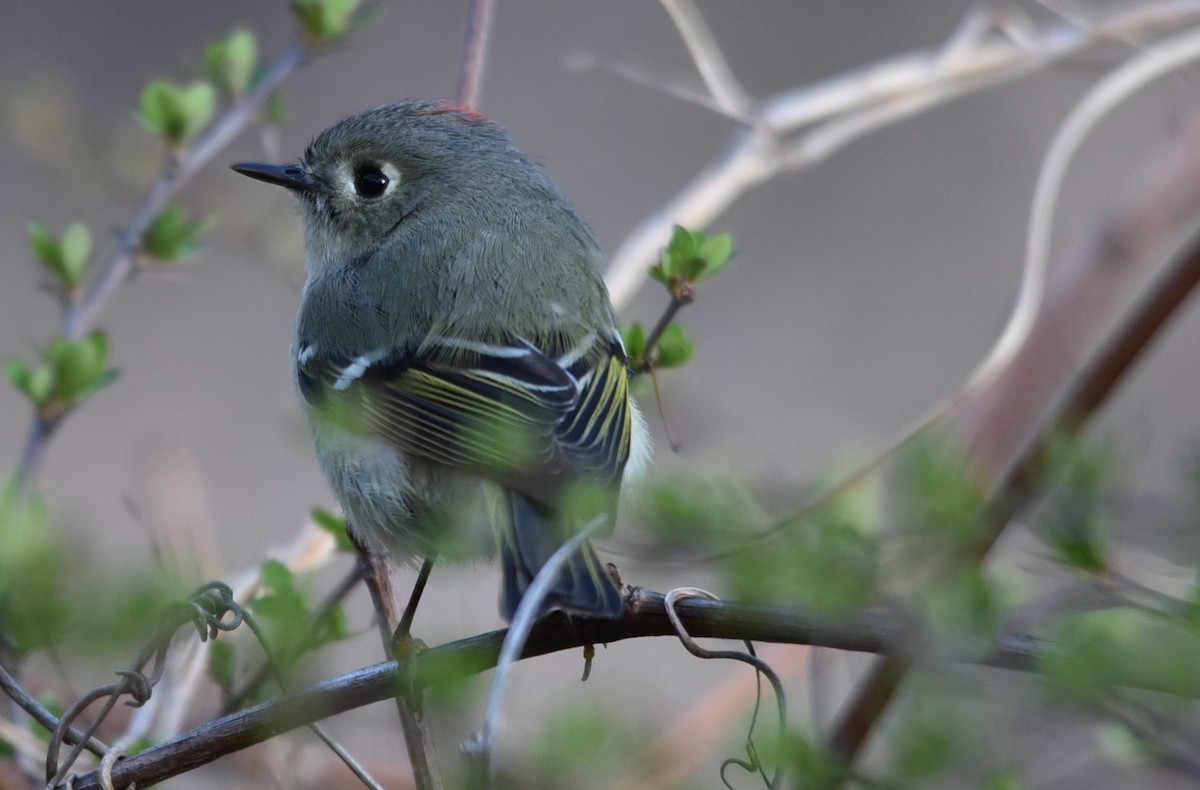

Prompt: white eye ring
xmin=343 ymin=162 xmax=401 ymax=200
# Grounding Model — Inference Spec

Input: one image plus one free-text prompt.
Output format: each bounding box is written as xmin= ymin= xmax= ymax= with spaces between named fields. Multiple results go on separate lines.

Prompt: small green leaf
xmin=208 ymin=640 xmax=237 ymax=696
xmin=28 ymin=221 xmax=92 ymax=292
xmin=680 ymin=254 xmax=708 ymax=282
xmin=260 ymin=559 xmax=297 ymax=597
xmin=695 ymin=232 xmax=734 ymax=281
xmin=655 ymin=324 xmax=695 ymax=368
xmin=58 ymin=223 xmax=92 ymax=284
xmin=312 ymin=507 xmax=354 ymax=552
xmin=621 ymin=323 xmax=646 ymax=370
xmin=660 ymin=225 xmax=696 ymax=278
xmin=654 ymin=225 xmax=734 ymax=291
xmin=47 ymin=332 xmax=111 ymax=403
xmin=141 ymin=202 xmax=212 ymax=262
xmin=27 ymin=366 xmax=55 ymax=405
xmin=137 ymin=79 xmax=216 ymax=146
xmin=1040 ymin=608 xmax=1200 ymax=701
xmin=292 ymin=0 xmax=362 ymax=42
xmin=5 ymin=358 xmax=34 ymax=399
xmin=205 ymin=29 xmax=257 ymax=97
xmin=28 ymin=222 xmax=59 ymax=269
xmin=7 ymin=333 xmax=116 ymax=415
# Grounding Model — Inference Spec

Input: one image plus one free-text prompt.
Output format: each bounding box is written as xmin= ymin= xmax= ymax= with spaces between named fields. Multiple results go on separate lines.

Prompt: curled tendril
xmin=45 ymin=580 xmax=250 ymax=787
xmin=664 ymin=587 xmax=787 ymax=790
xmin=181 ymin=581 xmax=244 ymax=641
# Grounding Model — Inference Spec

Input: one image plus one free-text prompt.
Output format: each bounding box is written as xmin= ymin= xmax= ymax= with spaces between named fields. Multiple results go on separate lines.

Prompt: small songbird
xmin=233 ymin=101 xmax=646 ymax=621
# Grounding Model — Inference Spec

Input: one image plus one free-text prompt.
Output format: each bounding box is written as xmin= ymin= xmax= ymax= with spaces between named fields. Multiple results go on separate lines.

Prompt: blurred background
xmin=3 ymin=1 xmax=1200 ymax=787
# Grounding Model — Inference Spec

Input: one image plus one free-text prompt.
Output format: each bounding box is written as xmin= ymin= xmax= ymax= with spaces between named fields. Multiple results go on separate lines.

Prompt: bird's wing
xmin=298 ymin=334 xmax=633 ymax=502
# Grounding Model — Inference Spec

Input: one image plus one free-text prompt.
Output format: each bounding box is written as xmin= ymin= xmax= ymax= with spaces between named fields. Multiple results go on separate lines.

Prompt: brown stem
xmin=827 ymin=124 xmax=1200 ymax=763
xmin=63 ymin=589 xmax=1046 ymax=790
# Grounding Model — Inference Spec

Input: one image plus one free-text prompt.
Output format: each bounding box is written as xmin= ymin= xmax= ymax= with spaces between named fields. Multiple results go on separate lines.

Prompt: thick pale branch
xmin=606 ymin=0 xmax=1200 ymax=308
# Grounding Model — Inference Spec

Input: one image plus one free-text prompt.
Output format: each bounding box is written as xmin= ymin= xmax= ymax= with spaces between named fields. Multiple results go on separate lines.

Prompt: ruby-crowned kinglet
xmin=233 ymin=101 xmax=646 ymax=620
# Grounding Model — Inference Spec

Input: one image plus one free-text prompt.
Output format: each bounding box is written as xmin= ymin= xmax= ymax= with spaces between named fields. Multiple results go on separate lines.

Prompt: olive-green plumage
xmin=234 ymin=101 xmax=645 ymax=620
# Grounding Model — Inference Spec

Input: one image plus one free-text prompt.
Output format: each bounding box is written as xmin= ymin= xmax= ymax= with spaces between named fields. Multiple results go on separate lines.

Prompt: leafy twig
xmin=14 ymin=41 xmax=309 ymax=491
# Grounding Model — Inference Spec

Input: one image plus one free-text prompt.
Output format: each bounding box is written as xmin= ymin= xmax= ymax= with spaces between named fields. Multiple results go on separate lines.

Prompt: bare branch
xmin=64 ymin=589 xmax=1046 ymax=790
xmin=605 ymin=0 xmax=1200 ymax=309
xmin=455 ymin=0 xmax=496 ymax=109
xmin=657 ymin=0 xmax=753 ymax=119
xmin=828 ymin=117 xmax=1200 ymax=763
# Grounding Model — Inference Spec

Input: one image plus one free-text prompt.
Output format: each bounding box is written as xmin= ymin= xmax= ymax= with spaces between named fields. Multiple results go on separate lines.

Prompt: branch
xmin=13 ymin=41 xmax=310 ymax=491
xmin=455 ymin=0 xmax=495 ymax=109
xmin=63 ymin=588 xmax=1045 ymax=790
xmin=827 ymin=116 xmax=1200 ymax=762
xmin=604 ymin=0 xmax=1200 ymax=309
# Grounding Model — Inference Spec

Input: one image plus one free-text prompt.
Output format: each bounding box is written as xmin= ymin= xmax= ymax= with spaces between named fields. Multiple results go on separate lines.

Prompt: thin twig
xmin=656 ymin=0 xmax=753 ymax=119
xmin=463 ymin=517 xmax=607 ymax=788
xmin=221 ymin=559 xmax=366 ymax=714
xmin=604 ymin=0 xmax=1200 ymax=309
xmin=455 ymin=0 xmax=495 ymax=109
xmin=360 ymin=552 xmax=444 ymax=790
xmin=13 ymin=42 xmax=310 ymax=491
xmin=691 ymin=16 xmax=1200 ymax=564
xmin=237 ymin=605 xmax=383 ymax=790
xmin=0 ymin=661 xmax=105 ymax=759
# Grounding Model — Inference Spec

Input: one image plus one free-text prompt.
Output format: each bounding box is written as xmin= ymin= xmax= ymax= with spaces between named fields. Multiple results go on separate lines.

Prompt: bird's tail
xmin=499 ymin=490 xmax=623 ymax=621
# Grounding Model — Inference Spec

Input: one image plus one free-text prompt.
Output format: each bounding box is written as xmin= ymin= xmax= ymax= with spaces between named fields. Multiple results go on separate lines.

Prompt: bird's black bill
xmin=231 ymin=162 xmax=316 ymax=192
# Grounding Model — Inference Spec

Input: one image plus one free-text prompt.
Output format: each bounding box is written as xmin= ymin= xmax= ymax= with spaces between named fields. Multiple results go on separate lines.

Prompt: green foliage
xmin=725 ymin=493 xmax=879 ymax=616
xmin=529 ymin=705 xmax=635 ymax=784
xmin=894 ymin=439 xmax=989 ymax=562
xmin=30 ymin=695 xmax=64 ymax=743
xmin=209 ymin=639 xmax=237 ymax=696
xmin=892 ymin=707 xmax=961 ymax=781
xmin=655 ymin=324 xmax=695 ymax=368
xmin=919 ymin=567 xmax=1010 ymax=650
xmin=6 ymin=332 xmax=118 ymax=422
xmin=29 ymin=221 xmax=92 ymax=296
xmin=1039 ymin=607 xmax=1200 ymax=701
xmin=136 ymin=79 xmax=216 ymax=147
xmin=249 ymin=559 xmax=349 ymax=669
xmin=621 ymin=323 xmax=646 ymax=370
xmin=773 ymin=731 xmax=848 ymax=788
xmin=140 ymin=202 xmax=211 ymax=262
xmin=638 ymin=473 xmax=766 ymax=552
xmin=651 ymin=224 xmax=734 ymax=292
xmin=0 ymin=484 xmax=67 ymax=654
xmin=312 ymin=507 xmax=355 ymax=552
xmin=205 ymin=28 xmax=258 ymax=98
xmin=622 ymin=321 xmax=695 ymax=372
xmin=292 ymin=0 xmax=363 ymax=42
xmin=125 ymin=736 xmax=156 ymax=756
xmin=1031 ymin=435 xmax=1116 ymax=573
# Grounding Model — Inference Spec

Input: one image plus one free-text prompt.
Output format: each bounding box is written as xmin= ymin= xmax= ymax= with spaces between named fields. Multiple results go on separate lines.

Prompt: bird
xmin=233 ymin=101 xmax=647 ymax=622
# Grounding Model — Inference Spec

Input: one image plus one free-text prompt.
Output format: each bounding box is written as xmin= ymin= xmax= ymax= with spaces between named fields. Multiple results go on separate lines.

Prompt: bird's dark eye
xmin=352 ymin=165 xmax=389 ymax=199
